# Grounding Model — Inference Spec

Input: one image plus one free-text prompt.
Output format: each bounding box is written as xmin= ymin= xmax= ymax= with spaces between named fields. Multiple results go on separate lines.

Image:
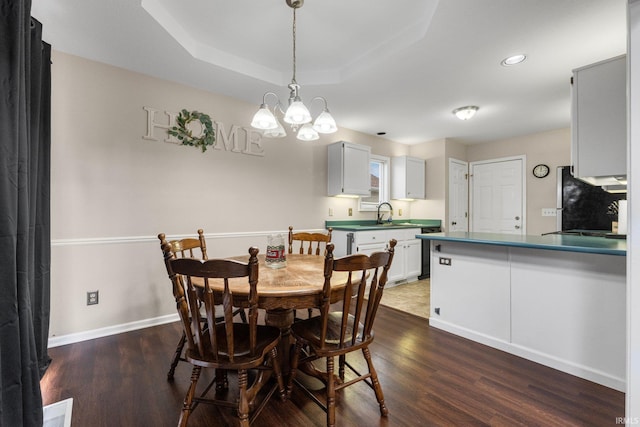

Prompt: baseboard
xmin=48 ymin=313 xmax=179 ymax=348
xmin=429 ymin=318 xmax=626 ymax=392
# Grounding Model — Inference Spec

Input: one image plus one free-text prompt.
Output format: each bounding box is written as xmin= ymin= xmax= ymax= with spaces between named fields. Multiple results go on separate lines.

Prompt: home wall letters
xmin=142 ymin=106 xmax=265 ymax=157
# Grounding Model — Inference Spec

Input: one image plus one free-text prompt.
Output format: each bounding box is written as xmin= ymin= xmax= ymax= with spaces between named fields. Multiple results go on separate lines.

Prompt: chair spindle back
xmin=319 ymin=240 xmax=396 ymax=349
xmin=163 ymin=246 xmax=260 ymax=362
xmin=288 ymin=226 xmax=333 ymax=256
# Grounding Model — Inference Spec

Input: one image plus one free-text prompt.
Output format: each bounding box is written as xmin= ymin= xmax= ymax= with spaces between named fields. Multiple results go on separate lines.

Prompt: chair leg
xmin=270 ymin=347 xmax=286 ymax=401
xmin=362 ymin=346 xmax=388 ymax=417
xmin=238 ymin=369 xmax=250 ymax=427
xmin=338 ymin=355 xmax=346 ymax=381
xmin=178 ymin=366 xmax=201 ymax=427
xmin=326 ymin=356 xmax=336 ymax=427
xmin=238 ymin=308 xmax=247 ymax=323
xmin=286 ymin=340 xmax=303 ymax=398
xmin=168 ymin=332 xmax=187 ymax=381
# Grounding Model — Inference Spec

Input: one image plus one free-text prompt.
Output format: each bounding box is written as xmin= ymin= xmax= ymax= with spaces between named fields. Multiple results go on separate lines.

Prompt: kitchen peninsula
xmin=420 ymin=232 xmax=627 ymax=391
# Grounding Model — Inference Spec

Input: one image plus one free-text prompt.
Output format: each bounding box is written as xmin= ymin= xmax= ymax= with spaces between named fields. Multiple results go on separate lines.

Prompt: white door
xmin=470 ymin=157 xmax=525 ymax=234
xmin=448 ymin=159 xmax=469 ymax=231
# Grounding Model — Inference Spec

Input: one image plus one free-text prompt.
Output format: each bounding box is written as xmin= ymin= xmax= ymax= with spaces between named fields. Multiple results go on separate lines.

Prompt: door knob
xmin=515 ymin=225 xmax=521 ymax=229
xmin=451 ymin=221 xmax=457 ymax=226
xmin=515 ymin=216 xmax=520 ymax=220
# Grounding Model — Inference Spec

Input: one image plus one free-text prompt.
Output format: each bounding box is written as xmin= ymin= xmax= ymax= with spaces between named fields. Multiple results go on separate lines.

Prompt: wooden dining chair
xmin=288 ymin=226 xmax=332 ymax=255
xmin=158 ymin=229 xmax=246 ymax=381
xmin=288 ymin=226 xmax=333 ymax=320
xmin=163 ymin=245 xmax=285 ymax=427
xmin=286 ymin=239 xmax=396 ymax=427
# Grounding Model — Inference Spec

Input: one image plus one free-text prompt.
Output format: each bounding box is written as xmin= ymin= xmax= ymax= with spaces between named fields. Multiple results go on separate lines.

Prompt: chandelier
xmin=251 ymin=0 xmax=338 ymax=141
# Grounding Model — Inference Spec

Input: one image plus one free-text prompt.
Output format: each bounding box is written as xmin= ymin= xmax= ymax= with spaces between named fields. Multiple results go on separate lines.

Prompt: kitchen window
xmin=359 ymin=155 xmax=389 ymax=211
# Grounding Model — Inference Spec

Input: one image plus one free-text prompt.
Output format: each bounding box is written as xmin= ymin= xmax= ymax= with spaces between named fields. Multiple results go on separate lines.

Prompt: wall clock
xmin=532 ymin=164 xmax=550 ymax=178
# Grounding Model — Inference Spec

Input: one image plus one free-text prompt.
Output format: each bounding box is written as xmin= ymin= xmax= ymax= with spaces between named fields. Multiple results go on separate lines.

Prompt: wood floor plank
xmin=41 ymin=306 xmax=624 ymax=426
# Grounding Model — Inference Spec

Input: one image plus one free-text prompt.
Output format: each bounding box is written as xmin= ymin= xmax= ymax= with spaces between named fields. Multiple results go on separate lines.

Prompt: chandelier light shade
xmin=263 ymin=117 xmax=287 ymax=138
xmin=312 ymin=99 xmax=337 ymax=133
xmin=283 ymin=91 xmax=312 ymax=125
xmin=297 ymin=123 xmax=320 ymax=141
xmin=452 ymin=105 xmax=479 ymax=120
xmin=251 ymin=0 xmax=338 ymax=141
xmin=250 ymin=104 xmax=279 ymax=129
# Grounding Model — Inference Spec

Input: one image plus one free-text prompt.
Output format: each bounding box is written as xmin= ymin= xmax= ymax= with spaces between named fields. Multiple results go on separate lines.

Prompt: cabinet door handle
xmin=435 ymin=244 xmax=442 ymax=252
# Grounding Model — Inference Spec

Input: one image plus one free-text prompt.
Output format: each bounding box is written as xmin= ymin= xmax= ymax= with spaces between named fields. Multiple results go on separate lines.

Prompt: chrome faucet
xmin=376 ymin=202 xmax=394 ymax=224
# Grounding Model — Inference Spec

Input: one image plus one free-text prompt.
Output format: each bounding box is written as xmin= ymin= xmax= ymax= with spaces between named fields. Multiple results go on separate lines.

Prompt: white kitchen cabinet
xmin=391 ymin=156 xmax=425 ymax=200
xmin=331 ymin=228 xmax=421 ymax=284
xmin=387 ymin=229 xmax=422 ymax=283
xmin=327 ymin=141 xmax=371 ymax=196
xmin=571 ymin=55 xmax=626 ymax=185
xmin=404 ymin=239 xmax=422 ymax=278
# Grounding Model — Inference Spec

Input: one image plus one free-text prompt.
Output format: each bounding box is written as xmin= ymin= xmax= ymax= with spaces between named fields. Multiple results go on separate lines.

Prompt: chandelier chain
xmin=292 ymin=7 xmax=297 ymax=84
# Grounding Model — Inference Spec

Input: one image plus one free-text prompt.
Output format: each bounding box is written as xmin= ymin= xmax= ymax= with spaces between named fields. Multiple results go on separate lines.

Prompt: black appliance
xmin=418 ymin=226 xmax=441 ymax=279
xmin=557 ymin=166 xmax=626 ymax=232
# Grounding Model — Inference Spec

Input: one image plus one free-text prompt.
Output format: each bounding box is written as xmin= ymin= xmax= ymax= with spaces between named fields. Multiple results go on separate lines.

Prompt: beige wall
xmin=409 ymin=139 xmax=447 ymax=221
xmin=49 ymin=51 xmax=439 ymax=340
xmin=49 ymin=51 xmax=570 ymax=341
xmin=467 ymin=128 xmax=571 ymax=235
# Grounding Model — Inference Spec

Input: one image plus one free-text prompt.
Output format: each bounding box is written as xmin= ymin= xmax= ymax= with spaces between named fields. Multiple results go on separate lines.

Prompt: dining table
xmin=194 ymin=253 xmax=359 ymax=376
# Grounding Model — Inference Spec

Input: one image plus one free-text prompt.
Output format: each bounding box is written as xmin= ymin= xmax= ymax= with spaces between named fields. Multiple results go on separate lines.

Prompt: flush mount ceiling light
xmin=452 ymin=106 xmax=479 ymax=120
xmin=251 ymin=0 xmax=337 ymax=141
xmin=501 ymin=54 xmax=527 ymax=66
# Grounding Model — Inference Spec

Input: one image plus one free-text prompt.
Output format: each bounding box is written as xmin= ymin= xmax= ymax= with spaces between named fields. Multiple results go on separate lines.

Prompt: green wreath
xmin=167 ymin=109 xmax=216 ymax=152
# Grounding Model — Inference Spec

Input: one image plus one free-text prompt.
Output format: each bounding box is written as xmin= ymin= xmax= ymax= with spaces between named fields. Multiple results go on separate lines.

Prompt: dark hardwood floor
xmin=41 ymin=306 xmax=624 ymax=426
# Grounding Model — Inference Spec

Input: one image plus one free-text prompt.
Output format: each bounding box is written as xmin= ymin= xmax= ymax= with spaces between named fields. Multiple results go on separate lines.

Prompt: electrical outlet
xmin=87 ymin=291 xmax=99 ymax=305
xmin=398 ymin=208 xmax=403 ymax=216
xmin=541 ymin=208 xmax=557 ymax=217
xmin=328 ymin=208 xmax=333 ymax=216
xmin=348 ymin=208 xmax=353 ymax=216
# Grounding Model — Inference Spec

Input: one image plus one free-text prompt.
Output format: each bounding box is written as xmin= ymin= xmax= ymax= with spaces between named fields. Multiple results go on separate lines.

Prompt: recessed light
xmin=501 ymin=54 xmax=527 ymax=66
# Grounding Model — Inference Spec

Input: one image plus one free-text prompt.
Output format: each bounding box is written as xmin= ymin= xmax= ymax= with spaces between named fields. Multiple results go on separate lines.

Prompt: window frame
xmin=359 ymin=154 xmax=390 ymax=212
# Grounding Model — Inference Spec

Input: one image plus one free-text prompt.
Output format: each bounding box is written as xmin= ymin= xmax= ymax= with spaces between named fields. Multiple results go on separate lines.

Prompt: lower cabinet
xmin=388 ymin=238 xmax=421 ymax=283
xmin=332 ymin=228 xmax=421 ymax=284
xmin=429 ymin=240 xmax=626 ymax=391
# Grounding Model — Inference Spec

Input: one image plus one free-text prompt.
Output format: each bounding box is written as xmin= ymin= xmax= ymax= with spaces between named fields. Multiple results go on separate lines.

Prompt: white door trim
xmin=448 ymin=158 xmax=469 ymax=232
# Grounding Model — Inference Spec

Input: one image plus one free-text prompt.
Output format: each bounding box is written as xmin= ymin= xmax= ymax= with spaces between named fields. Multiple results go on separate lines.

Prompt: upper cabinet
xmin=571 ymin=55 xmax=627 ymax=186
xmin=327 ymin=141 xmax=371 ymax=197
xmin=391 ymin=156 xmax=426 ymax=200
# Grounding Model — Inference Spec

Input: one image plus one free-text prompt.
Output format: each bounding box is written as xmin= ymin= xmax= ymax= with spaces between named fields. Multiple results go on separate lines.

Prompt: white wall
xmin=627 ymin=0 xmax=639 ymax=420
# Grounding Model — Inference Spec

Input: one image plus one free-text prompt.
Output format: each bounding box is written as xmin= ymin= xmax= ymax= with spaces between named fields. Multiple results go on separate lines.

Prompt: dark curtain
xmin=0 ymin=0 xmax=52 ymax=425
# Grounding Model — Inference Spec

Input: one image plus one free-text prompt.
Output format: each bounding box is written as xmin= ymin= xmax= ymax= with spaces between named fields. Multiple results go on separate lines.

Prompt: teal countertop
xmin=418 ymin=232 xmax=626 ymax=256
xmin=326 ymin=219 xmax=442 ymax=231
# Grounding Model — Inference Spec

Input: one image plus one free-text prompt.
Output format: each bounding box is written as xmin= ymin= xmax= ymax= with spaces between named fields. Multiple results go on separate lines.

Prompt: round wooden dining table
xmin=198 ymin=253 xmax=357 ymax=374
